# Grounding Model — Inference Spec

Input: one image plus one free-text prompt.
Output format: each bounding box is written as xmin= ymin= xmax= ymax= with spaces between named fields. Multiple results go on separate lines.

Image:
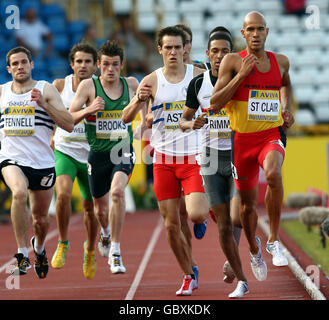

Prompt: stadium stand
xmin=0 ymin=0 xmax=328 ymax=132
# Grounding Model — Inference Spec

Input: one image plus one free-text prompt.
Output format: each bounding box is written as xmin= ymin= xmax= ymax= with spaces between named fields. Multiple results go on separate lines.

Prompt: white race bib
xmin=163 ymin=101 xmax=185 ymax=131
xmin=248 ymin=90 xmax=280 ymax=121
xmin=207 ymin=109 xmax=231 ymax=139
xmin=62 ymin=120 xmax=87 ymax=143
xmin=96 ymin=110 xmax=128 ymax=140
xmin=3 ymin=106 xmax=35 ymax=136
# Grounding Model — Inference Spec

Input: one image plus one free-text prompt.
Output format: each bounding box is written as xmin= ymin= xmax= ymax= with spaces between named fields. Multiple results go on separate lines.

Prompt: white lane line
xmin=0 ymin=214 xmax=81 ymax=274
xmin=125 ymin=216 xmax=163 ymax=300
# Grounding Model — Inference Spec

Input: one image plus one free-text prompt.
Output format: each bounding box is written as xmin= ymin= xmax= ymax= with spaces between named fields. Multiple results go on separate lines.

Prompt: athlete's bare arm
xmin=69 ymin=78 xmax=104 ymax=125
xmin=276 ymin=53 xmax=294 ymax=129
xmin=31 ymin=82 xmax=74 ymax=132
xmin=180 ymin=107 xmax=207 ymax=131
xmin=210 ymin=53 xmax=258 ymax=112
xmin=50 ymin=79 xmax=65 ymax=149
xmin=53 ymin=79 xmax=65 ymax=95
xmin=122 ymin=72 xmax=156 ymax=124
xmin=145 ymin=103 xmax=153 ymax=128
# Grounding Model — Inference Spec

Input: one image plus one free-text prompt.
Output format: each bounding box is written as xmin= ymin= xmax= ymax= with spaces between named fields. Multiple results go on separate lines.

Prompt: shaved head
xmin=243 ymin=11 xmax=267 ymax=28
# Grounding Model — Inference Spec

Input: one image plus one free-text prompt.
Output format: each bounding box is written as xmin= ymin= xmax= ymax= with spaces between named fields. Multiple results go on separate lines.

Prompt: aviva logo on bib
xmin=249 ymin=90 xmax=279 ymax=99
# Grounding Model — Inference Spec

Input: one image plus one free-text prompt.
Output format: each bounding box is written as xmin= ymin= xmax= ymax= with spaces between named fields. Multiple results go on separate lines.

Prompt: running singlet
xmin=54 ymin=74 xmax=89 ymax=163
xmin=227 ymin=50 xmax=284 ymax=133
xmin=186 ymin=70 xmax=231 ymax=151
xmin=150 ymin=64 xmax=201 ymax=156
xmin=0 ymin=80 xmax=55 ymax=169
xmin=84 ymin=76 xmax=133 ymax=152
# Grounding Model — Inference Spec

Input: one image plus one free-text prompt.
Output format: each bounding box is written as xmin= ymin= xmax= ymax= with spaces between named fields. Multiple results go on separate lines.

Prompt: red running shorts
xmin=231 ymin=127 xmax=285 ymax=191
xmin=153 ymin=152 xmax=205 ymax=201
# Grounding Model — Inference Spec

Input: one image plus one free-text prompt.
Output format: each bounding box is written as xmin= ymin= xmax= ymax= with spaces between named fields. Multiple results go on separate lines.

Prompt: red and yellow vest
xmin=227 ymin=50 xmax=284 ymax=133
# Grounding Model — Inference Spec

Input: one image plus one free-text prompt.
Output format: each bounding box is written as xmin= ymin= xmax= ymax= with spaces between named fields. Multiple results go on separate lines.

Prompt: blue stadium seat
xmin=53 ymin=33 xmax=70 ymax=52
xmin=68 ymin=21 xmax=87 ymax=35
xmin=33 ymin=58 xmax=47 ymax=73
xmin=47 ymin=16 xmax=67 ymax=33
xmin=40 ymin=3 xmax=65 ymax=18
xmin=20 ymin=0 xmax=41 ymax=16
xmin=47 ymin=57 xmax=69 ymax=77
xmin=33 ymin=70 xmax=51 ymax=82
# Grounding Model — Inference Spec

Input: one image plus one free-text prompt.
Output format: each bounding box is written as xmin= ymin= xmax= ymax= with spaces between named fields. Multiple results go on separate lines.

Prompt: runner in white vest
xmin=179 ymin=31 xmax=250 ymax=298
xmin=50 ymin=43 xmax=99 ymax=279
xmin=0 ymin=46 xmax=74 ymax=279
xmin=122 ymin=26 xmax=209 ymax=296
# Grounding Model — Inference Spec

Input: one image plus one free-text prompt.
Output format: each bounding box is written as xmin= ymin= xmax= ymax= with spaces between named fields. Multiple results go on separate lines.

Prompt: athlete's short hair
xmin=157 ymin=26 xmax=186 ymax=48
xmin=208 ymin=32 xmax=233 ymax=51
xmin=175 ymin=24 xmax=192 ymax=44
xmin=208 ymin=26 xmax=232 ymax=39
xmin=98 ymin=40 xmax=124 ymax=63
xmin=6 ymin=46 xmax=32 ymax=66
xmin=69 ymin=42 xmax=97 ymax=64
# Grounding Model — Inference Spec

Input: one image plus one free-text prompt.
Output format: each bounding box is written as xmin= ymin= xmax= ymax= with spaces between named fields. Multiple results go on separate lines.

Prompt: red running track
xmin=0 ymin=209 xmax=315 ymax=302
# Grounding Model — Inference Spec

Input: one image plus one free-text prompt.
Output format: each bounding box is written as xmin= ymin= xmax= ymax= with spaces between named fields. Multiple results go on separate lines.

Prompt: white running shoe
xmin=176 ymin=275 xmax=197 ymax=296
xmin=97 ymin=233 xmax=111 ymax=257
xmin=228 ymin=280 xmax=249 ymax=299
xmin=266 ymin=241 xmax=288 ymax=266
xmin=250 ymin=237 xmax=267 ymax=281
xmin=109 ymin=254 xmax=126 ymax=274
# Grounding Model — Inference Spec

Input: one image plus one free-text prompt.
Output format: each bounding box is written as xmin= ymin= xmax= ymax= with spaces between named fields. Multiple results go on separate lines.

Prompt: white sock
xmin=110 ymin=242 xmax=120 ymax=256
xmin=101 ymin=226 xmax=111 ymax=237
xmin=18 ymin=247 xmax=28 ymax=258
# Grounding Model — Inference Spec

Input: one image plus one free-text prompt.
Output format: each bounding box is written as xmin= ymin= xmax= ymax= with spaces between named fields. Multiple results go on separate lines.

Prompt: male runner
xmin=210 ymin=12 xmax=294 ymax=280
xmin=122 ymin=26 xmax=209 ymax=296
xmin=51 ymin=43 xmax=99 ymax=279
xmin=0 ymin=46 xmax=74 ymax=278
xmin=179 ymin=31 xmax=248 ymax=298
xmin=69 ymin=40 xmax=142 ymax=274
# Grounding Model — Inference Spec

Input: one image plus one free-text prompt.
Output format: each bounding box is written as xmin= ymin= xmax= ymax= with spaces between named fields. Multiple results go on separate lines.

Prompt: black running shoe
xmin=11 ymin=253 xmax=31 ymax=275
xmin=30 ymin=236 xmax=49 ymax=279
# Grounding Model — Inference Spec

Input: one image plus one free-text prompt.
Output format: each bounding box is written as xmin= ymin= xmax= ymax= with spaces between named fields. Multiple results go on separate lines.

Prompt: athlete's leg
xmin=179 ymin=195 xmax=198 ymax=267
xmin=184 ymin=192 xmax=209 ymax=224
xmin=158 ymin=197 xmax=193 ymax=275
xmin=29 ymin=188 xmax=53 ymax=250
xmin=93 ymin=193 xmax=110 ymax=231
xmin=83 ymin=199 xmax=98 ymax=251
xmin=54 ymin=174 xmax=73 ymax=242
xmin=2 ymin=166 xmax=29 ymax=249
xmin=212 ymin=201 xmax=246 ymax=282
xmin=77 ymin=165 xmax=98 ymax=251
xmin=230 ymin=195 xmax=242 ymax=244
xmin=263 ymin=150 xmax=284 ymax=243
xmin=109 ymin=171 xmax=128 ymax=246
xmin=238 ymin=186 xmax=259 ymax=255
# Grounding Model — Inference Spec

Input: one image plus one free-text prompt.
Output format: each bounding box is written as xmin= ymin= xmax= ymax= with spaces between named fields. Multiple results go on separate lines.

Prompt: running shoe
xmin=11 ymin=253 xmax=31 ymax=276
xmin=266 ymin=241 xmax=288 ymax=266
xmin=30 ymin=236 xmax=49 ymax=279
xmin=193 ymin=220 xmax=208 ymax=239
xmin=176 ymin=275 xmax=197 ymax=296
xmin=98 ymin=233 xmax=111 ymax=257
xmin=228 ymin=280 xmax=249 ymax=299
xmin=192 ymin=265 xmax=199 ymax=289
xmin=51 ymin=241 xmax=70 ymax=269
xmin=83 ymin=241 xmax=96 ymax=279
xmin=222 ymin=260 xmax=235 ymax=283
xmin=109 ymin=254 xmax=126 ymax=274
xmin=250 ymin=237 xmax=267 ymax=281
